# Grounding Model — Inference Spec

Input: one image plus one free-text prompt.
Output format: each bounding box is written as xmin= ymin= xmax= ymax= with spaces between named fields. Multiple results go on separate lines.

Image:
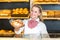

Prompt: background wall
xmin=40 ymin=4 xmax=60 ymax=33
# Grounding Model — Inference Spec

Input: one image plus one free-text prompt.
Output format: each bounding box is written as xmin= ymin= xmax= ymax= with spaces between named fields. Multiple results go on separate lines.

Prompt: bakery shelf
xmin=43 ymin=17 xmax=60 ymax=20
xmin=0 ymin=16 xmax=29 ymax=19
xmin=33 ymin=2 xmax=60 ymax=4
xmin=11 ymin=16 xmax=29 ymax=19
xmin=0 ymin=0 xmax=29 ymax=2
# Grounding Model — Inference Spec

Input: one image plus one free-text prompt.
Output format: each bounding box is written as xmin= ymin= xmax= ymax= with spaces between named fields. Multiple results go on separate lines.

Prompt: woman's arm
xmin=40 ymin=22 xmax=50 ymax=38
xmin=9 ymin=19 xmax=25 ymax=37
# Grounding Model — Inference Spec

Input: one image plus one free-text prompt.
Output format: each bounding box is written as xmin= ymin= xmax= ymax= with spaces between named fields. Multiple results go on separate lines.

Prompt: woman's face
xmin=30 ymin=6 xmax=40 ymax=19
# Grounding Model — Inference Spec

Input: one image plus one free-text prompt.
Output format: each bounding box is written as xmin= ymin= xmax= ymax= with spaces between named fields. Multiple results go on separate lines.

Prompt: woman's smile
xmin=30 ymin=7 xmax=40 ymax=19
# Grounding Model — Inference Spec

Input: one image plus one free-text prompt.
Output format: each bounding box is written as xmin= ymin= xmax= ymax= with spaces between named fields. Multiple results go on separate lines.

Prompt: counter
xmin=0 ymin=38 xmax=28 ymax=40
xmin=42 ymin=38 xmax=60 ymax=40
xmin=0 ymin=38 xmax=60 ymax=40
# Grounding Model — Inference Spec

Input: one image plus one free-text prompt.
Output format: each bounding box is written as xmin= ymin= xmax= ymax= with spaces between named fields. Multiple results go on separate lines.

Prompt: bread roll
xmin=11 ymin=20 xmax=24 ymax=28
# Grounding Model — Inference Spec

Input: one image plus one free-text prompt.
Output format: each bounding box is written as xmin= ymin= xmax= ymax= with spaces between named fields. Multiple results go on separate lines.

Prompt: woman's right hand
xmin=10 ymin=20 xmax=24 ymax=28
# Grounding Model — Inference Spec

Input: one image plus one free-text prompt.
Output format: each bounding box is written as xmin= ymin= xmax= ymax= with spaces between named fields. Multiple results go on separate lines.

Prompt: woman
xmin=10 ymin=4 xmax=49 ymax=39
xmin=23 ymin=4 xmax=49 ymax=38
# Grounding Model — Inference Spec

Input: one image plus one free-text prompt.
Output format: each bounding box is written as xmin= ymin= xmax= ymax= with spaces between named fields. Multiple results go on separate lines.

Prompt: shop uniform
xmin=23 ymin=18 xmax=49 ymax=38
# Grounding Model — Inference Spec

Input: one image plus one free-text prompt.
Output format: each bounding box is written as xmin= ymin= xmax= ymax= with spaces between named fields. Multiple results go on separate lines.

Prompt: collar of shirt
xmin=28 ymin=18 xmax=40 ymax=22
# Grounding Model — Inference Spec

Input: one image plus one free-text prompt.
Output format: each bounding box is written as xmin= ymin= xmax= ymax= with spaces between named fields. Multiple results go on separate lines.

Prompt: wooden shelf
xmin=43 ymin=17 xmax=60 ymax=20
xmin=0 ymin=0 xmax=29 ymax=2
xmin=34 ymin=2 xmax=60 ymax=4
xmin=0 ymin=16 xmax=29 ymax=19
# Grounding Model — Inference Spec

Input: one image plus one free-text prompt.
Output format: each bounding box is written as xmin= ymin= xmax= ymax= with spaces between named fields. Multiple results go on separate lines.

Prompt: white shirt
xmin=23 ymin=18 xmax=49 ymax=36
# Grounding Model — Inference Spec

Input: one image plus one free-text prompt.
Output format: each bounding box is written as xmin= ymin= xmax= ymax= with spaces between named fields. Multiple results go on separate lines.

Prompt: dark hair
xmin=31 ymin=4 xmax=43 ymax=22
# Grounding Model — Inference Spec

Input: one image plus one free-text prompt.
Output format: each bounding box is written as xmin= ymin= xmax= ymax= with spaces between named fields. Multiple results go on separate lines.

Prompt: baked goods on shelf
xmin=0 ymin=30 xmax=14 ymax=37
xmin=0 ymin=30 xmax=6 ymax=34
xmin=42 ymin=11 xmax=47 ymax=17
xmin=47 ymin=10 xmax=54 ymax=17
xmin=51 ymin=0 xmax=58 ymax=2
xmin=12 ymin=8 xmax=29 ymax=14
xmin=0 ymin=0 xmax=29 ymax=2
xmin=38 ymin=0 xmax=43 ymax=2
xmin=19 ymin=8 xmax=23 ymax=14
xmin=0 ymin=9 xmax=11 ymax=17
xmin=55 ymin=10 xmax=60 ymax=17
xmin=58 ymin=0 xmax=60 ymax=2
xmin=23 ymin=8 xmax=29 ymax=14
xmin=44 ymin=0 xmax=51 ymax=2
xmin=12 ymin=8 xmax=19 ymax=14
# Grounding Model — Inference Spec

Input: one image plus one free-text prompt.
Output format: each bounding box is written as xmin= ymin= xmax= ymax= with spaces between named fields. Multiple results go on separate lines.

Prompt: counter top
xmin=0 ymin=38 xmax=28 ymax=40
xmin=0 ymin=38 xmax=60 ymax=40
